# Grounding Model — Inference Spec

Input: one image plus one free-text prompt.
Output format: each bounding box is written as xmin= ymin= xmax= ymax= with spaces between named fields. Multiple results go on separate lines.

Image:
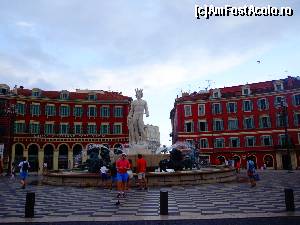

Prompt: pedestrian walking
xmin=109 ymin=162 xmax=117 ymax=190
xmin=247 ymin=157 xmax=256 ymax=187
xmin=10 ymin=162 xmax=16 ymax=180
xmin=18 ymin=157 xmax=30 ymax=189
xmin=127 ymin=159 xmax=133 ymax=190
xmin=116 ymin=153 xmax=130 ymax=205
xmin=136 ymin=154 xmax=147 ymax=190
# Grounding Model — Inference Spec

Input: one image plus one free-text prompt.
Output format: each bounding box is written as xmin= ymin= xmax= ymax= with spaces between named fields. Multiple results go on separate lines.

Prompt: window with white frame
xmin=44 ymin=123 xmax=54 ymax=135
xmin=14 ymin=121 xmax=26 ymax=133
xmin=243 ymin=100 xmax=253 ymax=112
xmin=228 ymin=118 xmax=238 ymax=130
xmin=60 ymin=91 xmax=69 ymax=100
xmin=275 ymin=96 xmax=285 ymax=106
xmin=60 ymin=105 xmax=70 ymax=117
xmin=214 ymin=138 xmax=225 ymax=148
xmin=100 ymin=123 xmax=110 ymax=134
xmin=243 ymin=116 xmax=254 ymax=129
xmin=198 ymin=120 xmax=208 ymax=131
xmin=45 ymin=105 xmax=56 ymax=117
xmin=114 ymin=107 xmax=123 ymax=117
xmin=87 ymin=123 xmax=97 ymax=134
xmin=0 ymin=85 xmax=9 ymax=94
xmin=60 ymin=123 xmax=69 ymax=134
xmin=278 ymin=134 xmax=287 ymax=146
xmin=74 ymin=123 xmax=82 ymax=134
xmin=257 ymin=98 xmax=269 ymax=111
xmin=245 ymin=136 xmax=256 ymax=147
xmin=184 ymin=121 xmax=194 ymax=132
xmin=276 ymin=113 xmax=287 ymax=127
xmin=200 ymin=138 xmax=208 ymax=148
xmin=242 ymin=86 xmax=251 ymax=96
xmin=184 ymin=105 xmax=192 ymax=117
xmin=274 ymin=81 xmax=284 ymax=91
xmin=29 ymin=122 xmax=39 ymax=134
xmin=73 ymin=106 xmax=83 ymax=117
xmin=261 ymin=135 xmax=272 ymax=146
xmin=293 ymin=94 xmax=300 ymax=106
xmin=113 ymin=123 xmax=122 ymax=134
xmin=88 ymin=93 xmax=97 ymax=101
xmin=213 ymin=119 xmax=224 ymax=131
xmin=259 ymin=115 xmax=271 ymax=128
xmin=227 ymin=102 xmax=237 ymax=113
xmin=294 ymin=112 xmax=300 ymax=126
xmin=16 ymin=103 xmax=25 ymax=115
xmin=32 ymin=89 xmax=41 ymax=97
xmin=88 ymin=106 xmax=97 ymax=117
xmin=100 ymin=106 xmax=110 ymax=117
xmin=212 ymin=89 xmax=221 ymax=98
xmin=30 ymin=104 xmax=40 ymax=116
xmin=198 ymin=104 xmax=205 ymax=116
xmin=229 ymin=137 xmax=240 ymax=148
xmin=212 ymin=103 xmax=222 ymax=114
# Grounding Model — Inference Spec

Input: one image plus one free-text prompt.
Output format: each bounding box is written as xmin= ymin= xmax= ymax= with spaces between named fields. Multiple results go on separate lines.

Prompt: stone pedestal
xmin=123 ymin=143 xmax=153 ymax=156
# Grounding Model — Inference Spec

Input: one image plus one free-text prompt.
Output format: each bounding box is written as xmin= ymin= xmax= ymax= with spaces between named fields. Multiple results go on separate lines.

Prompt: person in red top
xmin=136 ymin=154 xmax=147 ymax=190
xmin=116 ymin=153 xmax=130 ymax=203
xmin=236 ymin=160 xmax=241 ymax=173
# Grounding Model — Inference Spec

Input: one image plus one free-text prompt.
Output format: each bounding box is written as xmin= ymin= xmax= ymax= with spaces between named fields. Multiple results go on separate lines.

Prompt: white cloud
xmin=16 ymin=21 xmax=34 ymax=28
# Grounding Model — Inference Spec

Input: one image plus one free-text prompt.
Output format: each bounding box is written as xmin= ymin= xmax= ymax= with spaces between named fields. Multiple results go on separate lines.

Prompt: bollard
xmin=25 ymin=192 xmax=35 ymax=218
xmin=284 ymin=188 xmax=295 ymax=211
xmin=160 ymin=190 xmax=168 ymax=215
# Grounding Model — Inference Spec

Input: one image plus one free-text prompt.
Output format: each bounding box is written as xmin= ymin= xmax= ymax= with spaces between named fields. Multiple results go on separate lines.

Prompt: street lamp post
xmin=279 ymin=100 xmax=293 ymax=171
xmin=6 ymin=103 xmax=16 ymax=175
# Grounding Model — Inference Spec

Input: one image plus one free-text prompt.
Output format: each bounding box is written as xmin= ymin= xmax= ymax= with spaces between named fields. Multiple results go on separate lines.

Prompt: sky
xmin=0 ymin=0 xmax=300 ymax=146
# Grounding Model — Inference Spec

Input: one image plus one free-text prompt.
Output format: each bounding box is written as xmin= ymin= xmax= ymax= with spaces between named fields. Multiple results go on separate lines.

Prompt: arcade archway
xmin=44 ymin=144 xmax=54 ymax=170
xmin=28 ymin=144 xmax=39 ymax=172
xmin=58 ymin=144 xmax=68 ymax=169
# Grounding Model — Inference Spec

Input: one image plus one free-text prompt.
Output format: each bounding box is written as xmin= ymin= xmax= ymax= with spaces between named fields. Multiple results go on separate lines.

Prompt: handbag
xmin=254 ymin=173 xmax=260 ymax=181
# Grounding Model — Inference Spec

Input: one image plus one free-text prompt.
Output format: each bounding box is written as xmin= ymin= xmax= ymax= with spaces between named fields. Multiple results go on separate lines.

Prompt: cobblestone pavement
xmin=0 ymin=170 xmax=300 ymax=223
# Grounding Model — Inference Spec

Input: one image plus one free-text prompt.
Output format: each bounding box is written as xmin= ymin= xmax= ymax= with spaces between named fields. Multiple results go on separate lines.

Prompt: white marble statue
xmin=128 ymin=88 xmax=149 ymax=144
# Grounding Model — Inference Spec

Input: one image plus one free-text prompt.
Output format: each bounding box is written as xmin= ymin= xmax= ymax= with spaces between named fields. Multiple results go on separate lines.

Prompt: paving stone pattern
xmin=0 ymin=170 xmax=299 ymax=219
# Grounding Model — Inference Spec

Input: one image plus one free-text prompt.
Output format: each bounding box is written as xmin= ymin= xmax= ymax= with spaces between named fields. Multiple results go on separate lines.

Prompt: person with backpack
xmin=18 ymin=157 xmax=30 ymax=189
xmin=247 ymin=157 xmax=256 ymax=187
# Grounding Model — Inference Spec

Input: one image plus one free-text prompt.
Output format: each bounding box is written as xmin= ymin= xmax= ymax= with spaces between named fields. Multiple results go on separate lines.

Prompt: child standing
xmin=100 ymin=164 xmax=109 ymax=188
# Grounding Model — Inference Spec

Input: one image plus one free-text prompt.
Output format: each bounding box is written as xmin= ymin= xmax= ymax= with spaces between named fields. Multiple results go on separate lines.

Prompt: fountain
xmin=42 ymin=89 xmax=236 ymax=187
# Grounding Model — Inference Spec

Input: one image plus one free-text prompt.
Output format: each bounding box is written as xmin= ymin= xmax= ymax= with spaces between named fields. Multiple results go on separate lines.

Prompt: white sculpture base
xmin=123 ymin=143 xmax=154 ymax=155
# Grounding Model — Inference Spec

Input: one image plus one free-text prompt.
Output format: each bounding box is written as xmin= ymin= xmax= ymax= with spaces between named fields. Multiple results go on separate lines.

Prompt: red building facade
xmin=170 ymin=76 xmax=300 ymax=169
xmin=0 ymin=85 xmax=131 ymax=173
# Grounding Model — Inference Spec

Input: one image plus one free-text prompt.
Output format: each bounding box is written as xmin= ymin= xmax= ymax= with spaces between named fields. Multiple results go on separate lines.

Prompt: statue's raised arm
xmin=127 ymin=89 xmax=149 ymax=144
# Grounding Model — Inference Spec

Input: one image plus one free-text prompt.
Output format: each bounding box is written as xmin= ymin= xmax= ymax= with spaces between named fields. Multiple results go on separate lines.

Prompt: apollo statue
xmin=128 ymin=88 xmax=149 ymax=144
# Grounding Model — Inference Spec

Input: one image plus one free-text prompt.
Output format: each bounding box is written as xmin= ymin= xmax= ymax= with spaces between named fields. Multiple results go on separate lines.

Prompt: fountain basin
xmin=42 ymin=167 xmax=237 ymax=187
